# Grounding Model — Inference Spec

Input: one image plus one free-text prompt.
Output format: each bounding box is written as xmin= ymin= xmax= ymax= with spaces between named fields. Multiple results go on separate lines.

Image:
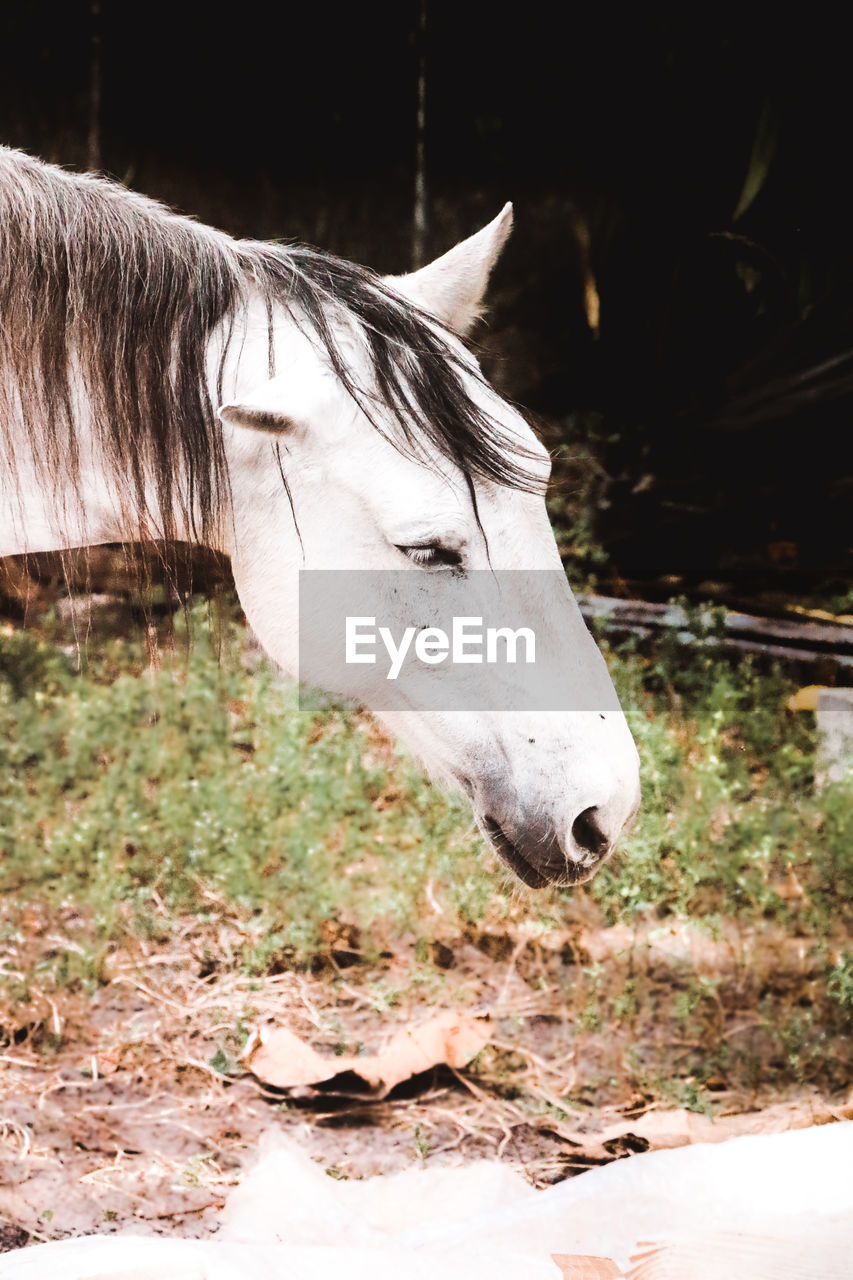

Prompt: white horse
xmin=0 ymin=147 xmax=640 ymax=888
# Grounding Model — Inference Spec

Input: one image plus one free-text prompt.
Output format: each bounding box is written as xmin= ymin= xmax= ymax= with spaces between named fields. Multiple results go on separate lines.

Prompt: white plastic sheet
xmin=1 ymin=1122 xmax=850 ymax=1279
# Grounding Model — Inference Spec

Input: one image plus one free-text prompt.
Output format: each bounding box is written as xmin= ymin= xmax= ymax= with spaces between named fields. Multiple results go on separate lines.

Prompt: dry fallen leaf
xmin=557 ymin=1097 xmax=853 ymax=1162
xmin=248 ymin=1026 xmax=330 ymax=1088
xmin=248 ymin=1010 xmax=490 ymax=1096
xmin=552 ymin=1254 xmax=623 ymax=1278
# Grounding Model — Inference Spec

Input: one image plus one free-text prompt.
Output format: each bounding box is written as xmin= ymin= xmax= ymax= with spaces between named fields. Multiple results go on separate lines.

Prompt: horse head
xmin=218 ymin=211 xmax=640 ymax=888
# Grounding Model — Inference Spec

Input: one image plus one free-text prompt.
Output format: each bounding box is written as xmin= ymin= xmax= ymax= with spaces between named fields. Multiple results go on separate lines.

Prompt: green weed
xmin=1 ymin=600 xmax=851 ymax=992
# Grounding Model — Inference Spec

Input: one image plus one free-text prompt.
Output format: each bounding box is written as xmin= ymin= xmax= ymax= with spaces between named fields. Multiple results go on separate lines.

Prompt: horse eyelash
xmin=397 ymin=544 xmax=463 ymax=568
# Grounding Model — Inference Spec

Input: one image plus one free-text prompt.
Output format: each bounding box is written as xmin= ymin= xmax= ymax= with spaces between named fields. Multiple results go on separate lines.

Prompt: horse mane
xmin=0 ymin=147 xmax=541 ymax=565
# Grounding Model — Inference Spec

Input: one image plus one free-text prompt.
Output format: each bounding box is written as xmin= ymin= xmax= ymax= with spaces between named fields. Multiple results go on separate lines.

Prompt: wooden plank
xmin=578 ymin=595 xmax=853 ymax=668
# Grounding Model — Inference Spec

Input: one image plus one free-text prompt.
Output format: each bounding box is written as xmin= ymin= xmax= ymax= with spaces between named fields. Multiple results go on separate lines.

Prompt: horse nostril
xmin=572 ymin=806 xmax=610 ymax=858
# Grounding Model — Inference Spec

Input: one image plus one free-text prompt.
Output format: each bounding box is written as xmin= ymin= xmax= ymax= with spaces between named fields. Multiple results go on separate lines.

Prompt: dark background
xmin=2 ymin=4 xmax=852 ymax=599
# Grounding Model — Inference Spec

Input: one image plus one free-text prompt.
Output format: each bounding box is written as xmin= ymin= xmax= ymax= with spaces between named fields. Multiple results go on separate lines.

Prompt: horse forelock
xmin=278 ymin=249 xmax=546 ymax=495
xmin=0 ymin=147 xmax=543 ymax=566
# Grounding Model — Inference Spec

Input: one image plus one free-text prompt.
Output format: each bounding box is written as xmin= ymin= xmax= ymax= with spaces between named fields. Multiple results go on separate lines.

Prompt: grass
xmin=1 ymin=600 xmax=851 ymax=964
xmin=1 ymin=594 xmax=852 ymax=1111
xmin=0 ymin=602 xmax=496 ymax=970
xmin=600 ymin=622 xmax=852 ymax=927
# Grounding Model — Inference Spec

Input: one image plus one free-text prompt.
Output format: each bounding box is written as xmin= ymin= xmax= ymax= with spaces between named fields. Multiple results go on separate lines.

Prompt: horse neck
xmin=0 ymin=300 xmax=295 ymax=562
xmin=0 ymin=386 xmax=206 ymax=560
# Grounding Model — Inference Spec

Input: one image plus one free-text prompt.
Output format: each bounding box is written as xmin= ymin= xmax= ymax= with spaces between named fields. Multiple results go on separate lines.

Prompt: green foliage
xmin=546 ymin=412 xmax=615 ymax=592
xmin=1 ymin=601 xmax=851 ymax=982
xmin=595 ymin=630 xmax=840 ymax=930
xmin=0 ymin=606 xmax=484 ymax=970
xmin=827 ymin=954 xmax=853 ymax=1011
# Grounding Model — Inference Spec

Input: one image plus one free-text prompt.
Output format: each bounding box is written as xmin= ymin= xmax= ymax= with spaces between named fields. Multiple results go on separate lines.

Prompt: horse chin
xmin=480 ymin=817 xmax=590 ymax=890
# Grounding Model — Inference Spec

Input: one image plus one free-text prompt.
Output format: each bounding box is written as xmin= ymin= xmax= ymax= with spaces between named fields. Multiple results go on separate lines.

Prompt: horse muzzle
xmin=477 ymin=779 xmax=641 ymax=889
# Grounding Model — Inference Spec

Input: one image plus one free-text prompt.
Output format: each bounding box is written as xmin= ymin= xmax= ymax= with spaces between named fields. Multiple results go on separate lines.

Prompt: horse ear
xmin=218 ymin=403 xmax=296 ymax=436
xmin=218 ymin=373 xmax=302 ymax=436
xmin=384 ymin=203 xmax=513 ymax=336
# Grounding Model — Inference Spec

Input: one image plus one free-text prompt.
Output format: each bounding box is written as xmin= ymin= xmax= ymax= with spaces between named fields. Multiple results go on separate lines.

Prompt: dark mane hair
xmin=0 ymin=147 xmax=541 ymax=565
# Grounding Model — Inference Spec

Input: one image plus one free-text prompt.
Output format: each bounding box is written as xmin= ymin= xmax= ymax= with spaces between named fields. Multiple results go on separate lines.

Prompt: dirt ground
xmin=2 ymin=914 xmax=851 ymax=1252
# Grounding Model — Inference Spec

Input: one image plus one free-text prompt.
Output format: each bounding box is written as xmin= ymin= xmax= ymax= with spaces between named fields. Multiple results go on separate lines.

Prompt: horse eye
xmin=397 ymin=544 xmax=463 ymax=569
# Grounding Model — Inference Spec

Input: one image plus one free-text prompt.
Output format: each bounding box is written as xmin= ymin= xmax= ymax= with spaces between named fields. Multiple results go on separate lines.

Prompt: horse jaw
xmin=384 ymin=204 xmax=513 ymax=336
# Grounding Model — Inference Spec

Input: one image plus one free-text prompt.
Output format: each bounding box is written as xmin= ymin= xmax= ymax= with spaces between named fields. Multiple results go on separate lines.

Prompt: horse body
xmin=0 ymin=147 xmax=640 ymax=888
